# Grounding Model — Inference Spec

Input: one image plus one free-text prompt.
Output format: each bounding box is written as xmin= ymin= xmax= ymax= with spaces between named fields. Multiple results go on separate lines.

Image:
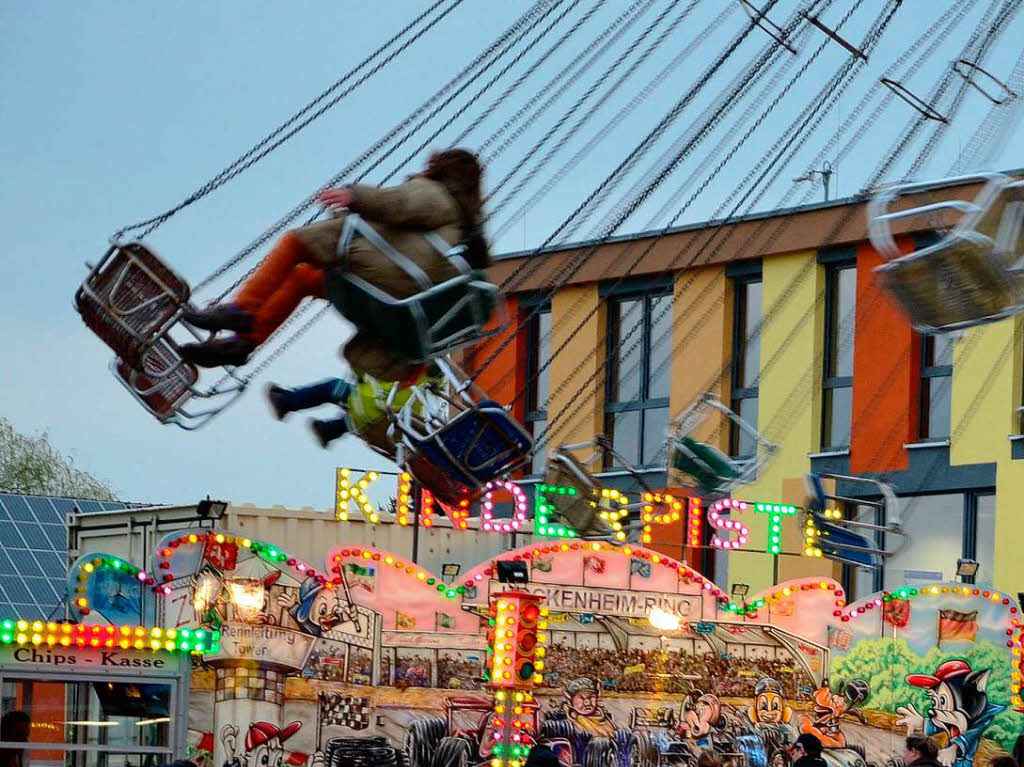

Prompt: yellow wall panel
xmin=729 ymin=251 xmax=829 ymax=592
xmin=547 ymin=284 xmax=606 ymax=451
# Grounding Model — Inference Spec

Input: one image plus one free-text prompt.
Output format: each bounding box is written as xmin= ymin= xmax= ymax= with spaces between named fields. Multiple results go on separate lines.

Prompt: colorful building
xmin=465 ymin=172 xmax=1024 ymax=600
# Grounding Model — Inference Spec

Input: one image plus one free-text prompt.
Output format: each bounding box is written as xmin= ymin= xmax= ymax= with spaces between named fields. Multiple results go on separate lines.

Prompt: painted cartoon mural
xmin=67 ymin=533 xmax=1023 ymax=767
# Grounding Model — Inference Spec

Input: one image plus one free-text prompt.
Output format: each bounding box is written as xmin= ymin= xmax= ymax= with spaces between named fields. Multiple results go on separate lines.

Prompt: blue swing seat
xmin=406 ymin=400 xmax=532 ymax=489
xmin=811 ymin=515 xmax=878 ymax=569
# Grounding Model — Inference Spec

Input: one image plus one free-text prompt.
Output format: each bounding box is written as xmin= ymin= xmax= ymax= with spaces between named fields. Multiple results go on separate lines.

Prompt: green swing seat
xmin=670 ymin=437 xmax=742 ymax=494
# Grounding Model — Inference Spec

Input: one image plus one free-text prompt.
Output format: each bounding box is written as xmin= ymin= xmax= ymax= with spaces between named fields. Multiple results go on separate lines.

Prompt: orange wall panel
xmin=462 ymin=296 xmax=526 ymax=423
xmin=849 ymin=237 xmax=920 ymax=474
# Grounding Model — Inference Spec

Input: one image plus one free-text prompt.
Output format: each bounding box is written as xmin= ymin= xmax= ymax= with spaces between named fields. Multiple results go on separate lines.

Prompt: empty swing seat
xmin=669 ymin=437 xmax=742 ymax=494
xmin=540 ymin=452 xmax=609 ymax=539
xmin=113 ymin=340 xmax=199 ymax=424
xmin=869 ymin=174 xmax=1024 ymax=333
xmin=405 ymin=400 xmax=532 ymax=489
xmin=76 ymin=242 xmax=191 ymax=367
xmin=811 ymin=515 xmax=878 ymax=569
xmin=876 ymin=231 xmax=1020 ymax=332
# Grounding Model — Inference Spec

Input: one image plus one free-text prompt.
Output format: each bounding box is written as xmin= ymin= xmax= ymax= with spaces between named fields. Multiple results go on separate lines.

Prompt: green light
xmin=195 ymin=630 xmax=205 ymax=638
xmin=180 ymin=641 xmax=190 ymax=651
xmin=0 ymin=634 xmax=11 ymax=644
xmin=1 ymin=620 xmax=13 ymax=630
xmin=180 ymin=628 xmax=192 ymax=637
xmin=446 ymin=589 xmax=457 ymax=598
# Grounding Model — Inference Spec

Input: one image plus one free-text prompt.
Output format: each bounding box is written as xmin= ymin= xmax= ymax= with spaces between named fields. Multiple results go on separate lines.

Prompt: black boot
xmin=266 ymin=384 xmax=291 ymax=421
xmin=180 ymin=337 xmax=256 ymax=368
xmin=310 ymin=418 xmax=350 ymax=449
xmin=183 ymin=303 xmax=253 ymax=333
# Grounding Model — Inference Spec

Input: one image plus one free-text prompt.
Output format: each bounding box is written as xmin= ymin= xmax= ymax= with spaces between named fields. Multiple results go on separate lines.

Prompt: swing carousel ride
xmin=65 ymin=2 xmax=1024 ymax=763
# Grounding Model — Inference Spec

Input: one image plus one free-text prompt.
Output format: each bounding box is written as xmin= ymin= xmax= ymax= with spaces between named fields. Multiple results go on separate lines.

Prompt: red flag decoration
xmin=883 ymin=598 xmax=911 ymax=628
xmin=582 ymin=556 xmax=606 ymax=574
xmin=938 ymin=609 xmax=978 ymax=643
xmin=202 ymin=539 xmax=238 ymax=572
xmin=828 ymin=626 xmax=853 ymax=650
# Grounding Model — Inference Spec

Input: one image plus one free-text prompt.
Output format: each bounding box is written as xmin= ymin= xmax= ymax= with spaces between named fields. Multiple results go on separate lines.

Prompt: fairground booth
xmin=13 ymin=488 xmax=1020 ymax=767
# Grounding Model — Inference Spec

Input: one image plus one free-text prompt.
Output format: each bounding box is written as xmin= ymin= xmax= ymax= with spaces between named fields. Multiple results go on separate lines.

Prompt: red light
xmin=521 ymin=604 xmax=540 ymax=624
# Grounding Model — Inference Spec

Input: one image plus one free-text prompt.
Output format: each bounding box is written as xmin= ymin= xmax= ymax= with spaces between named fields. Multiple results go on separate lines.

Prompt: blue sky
xmin=3 ymin=1 xmax=1023 ymax=509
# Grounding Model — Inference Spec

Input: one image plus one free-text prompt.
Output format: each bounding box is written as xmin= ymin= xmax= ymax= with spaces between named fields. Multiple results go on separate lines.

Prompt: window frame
xmin=523 ymin=302 xmax=552 ymax=476
xmin=821 ymin=256 xmax=857 ymax=450
xmin=729 ymin=268 xmax=763 ymax=457
xmin=919 ymin=333 xmax=953 ymax=442
xmin=603 ymin=288 xmax=672 ymax=469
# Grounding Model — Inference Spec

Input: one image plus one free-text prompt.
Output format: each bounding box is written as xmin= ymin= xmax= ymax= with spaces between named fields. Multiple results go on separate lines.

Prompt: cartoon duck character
xmin=896 ymin=660 xmax=1006 ymax=767
xmin=278 ymin=576 xmax=353 ymax=637
xmin=682 ymin=692 xmax=727 ymax=747
xmin=561 ymin=677 xmax=615 ymax=737
xmin=799 ymin=678 xmax=869 ymax=748
xmin=749 ymin=677 xmax=793 ymax=726
xmin=225 ymin=721 xmax=324 ymax=767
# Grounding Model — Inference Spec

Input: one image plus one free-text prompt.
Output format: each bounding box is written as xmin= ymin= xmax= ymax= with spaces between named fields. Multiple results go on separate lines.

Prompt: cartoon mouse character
xmin=896 ymin=660 xmax=1005 ymax=767
xmin=683 ymin=692 xmax=727 ymax=746
xmin=277 ymin=576 xmax=355 ymax=637
xmin=799 ymin=678 xmax=869 ymax=748
xmin=749 ymin=677 xmax=792 ymax=726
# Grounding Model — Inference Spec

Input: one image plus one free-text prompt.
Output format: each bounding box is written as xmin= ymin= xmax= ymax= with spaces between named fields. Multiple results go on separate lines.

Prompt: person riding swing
xmin=180 ymin=149 xmax=492 ymax=379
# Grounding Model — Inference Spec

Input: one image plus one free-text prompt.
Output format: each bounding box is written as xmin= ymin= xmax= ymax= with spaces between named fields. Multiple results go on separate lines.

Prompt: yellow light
xmin=215 ymin=534 xmax=225 ymax=543
xmin=242 ymin=539 xmax=252 ymax=547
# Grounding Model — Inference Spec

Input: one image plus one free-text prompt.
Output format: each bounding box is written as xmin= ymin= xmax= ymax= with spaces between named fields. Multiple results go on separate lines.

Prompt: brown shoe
xmin=180 ymin=337 xmax=256 ymax=368
xmin=183 ymin=304 xmax=253 ymax=333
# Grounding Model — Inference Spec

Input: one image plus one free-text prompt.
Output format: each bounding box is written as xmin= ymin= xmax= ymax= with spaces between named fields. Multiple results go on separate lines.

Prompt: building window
xmin=883 ymin=491 xmax=994 ymax=590
xmin=822 ymin=263 xmax=856 ymax=450
xmin=604 ymin=292 xmax=672 ymax=468
xmin=525 ymin=307 xmax=552 ymax=475
xmin=919 ymin=333 xmax=953 ymax=441
xmin=731 ymin=277 xmax=762 ymax=457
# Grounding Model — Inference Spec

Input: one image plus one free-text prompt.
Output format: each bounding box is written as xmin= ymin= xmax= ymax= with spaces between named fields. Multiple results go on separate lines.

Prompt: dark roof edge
xmin=493 ymin=168 xmax=1024 ymax=262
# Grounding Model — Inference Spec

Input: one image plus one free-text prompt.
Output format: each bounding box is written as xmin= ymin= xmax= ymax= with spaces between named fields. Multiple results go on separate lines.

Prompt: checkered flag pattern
xmin=319 ymin=692 xmax=371 ymax=730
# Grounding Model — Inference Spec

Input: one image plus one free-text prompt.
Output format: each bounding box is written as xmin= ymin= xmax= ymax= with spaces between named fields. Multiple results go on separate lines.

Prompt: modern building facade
xmin=466 ymin=173 xmax=1024 ymax=600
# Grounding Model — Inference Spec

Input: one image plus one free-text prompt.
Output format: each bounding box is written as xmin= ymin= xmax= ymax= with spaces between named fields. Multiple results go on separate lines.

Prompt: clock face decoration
xmin=68 ymin=553 xmax=144 ymax=625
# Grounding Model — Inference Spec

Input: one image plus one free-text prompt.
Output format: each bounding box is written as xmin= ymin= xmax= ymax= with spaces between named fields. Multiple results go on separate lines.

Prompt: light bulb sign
xmin=330 ymin=467 xmax=842 ymax=562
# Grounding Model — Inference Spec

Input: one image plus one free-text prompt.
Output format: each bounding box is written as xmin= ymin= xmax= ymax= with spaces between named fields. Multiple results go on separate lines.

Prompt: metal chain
xmin=485 ymin=0 xmax=694 ymax=218
xmin=501 ymin=0 xmax=805 ymax=407
xmin=490 ymin=0 xmax=721 ymax=245
xmin=471 ymin=0 xmax=785 ymax=381
xmin=114 ymin=0 xmax=463 ymax=244
xmin=196 ymin=0 xmax=556 ymax=298
xmin=375 ymin=0 xmax=587 ymax=186
xmin=478 ymin=0 xmax=653 ymax=158
xmin=538 ymin=0 xmax=881 ymax=446
xmin=445 ymin=0 xmax=609 ymax=148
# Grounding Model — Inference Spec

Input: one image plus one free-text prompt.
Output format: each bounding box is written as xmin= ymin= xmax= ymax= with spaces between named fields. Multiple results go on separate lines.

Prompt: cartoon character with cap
xmin=221 ymin=721 xmax=323 ymax=767
xmin=749 ymin=677 xmax=793 ymax=726
xmin=896 ymin=660 xmax=1005 ymax=767
xmin=799 ymin=678 xmax=869 ymax=748
xmin=277 ymin=576 xmax=357 ymax=637
xmin=559 ymin=677 xmax=615 ymax=737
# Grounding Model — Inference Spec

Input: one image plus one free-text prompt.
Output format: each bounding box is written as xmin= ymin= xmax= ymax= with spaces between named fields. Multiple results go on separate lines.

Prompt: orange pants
xmin=234 ymin=233 xmax=326 ymax=343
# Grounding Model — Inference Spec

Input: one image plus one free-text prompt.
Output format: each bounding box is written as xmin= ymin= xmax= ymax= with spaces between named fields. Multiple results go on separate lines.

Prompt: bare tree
xmin=0 ymin=417 xmax=116 ymax=500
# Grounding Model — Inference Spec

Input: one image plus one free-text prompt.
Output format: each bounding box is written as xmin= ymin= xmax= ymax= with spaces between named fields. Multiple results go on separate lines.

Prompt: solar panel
xmin=0 ymin=493 xmax=136 ymax=621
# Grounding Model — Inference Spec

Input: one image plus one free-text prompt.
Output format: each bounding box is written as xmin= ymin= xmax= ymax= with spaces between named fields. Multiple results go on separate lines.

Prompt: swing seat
xmin=113 ymin=340 xmax=199 ymax=424
xmin=540 ymin=452 xmax=610 ymax=539
xmin=669 ymin=437 xmax=742 ymax=494
xmin=802 ymin=473 xmax=907 ymax=570
xmin=327 ymin=269 xmax=497 ymax=363
xmin=876 ymin=231 xmax=1022 ymax=333
xmin=404 ymin=400 xmax=532 ymax=489
xmin=403 ymin=451 xmax=477 ymax=508
xmin=811 ymin=515 xmax=878 ymax=568
xmin=869 ymin=175 xmax=1024 ymax=333
xmin=666 ymin=394 xmax=775 ymax=494
xmin=76 ymin=242 xmax=191 ymax=367
xmin=325 ymin=214 xmax=499 ymax=364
